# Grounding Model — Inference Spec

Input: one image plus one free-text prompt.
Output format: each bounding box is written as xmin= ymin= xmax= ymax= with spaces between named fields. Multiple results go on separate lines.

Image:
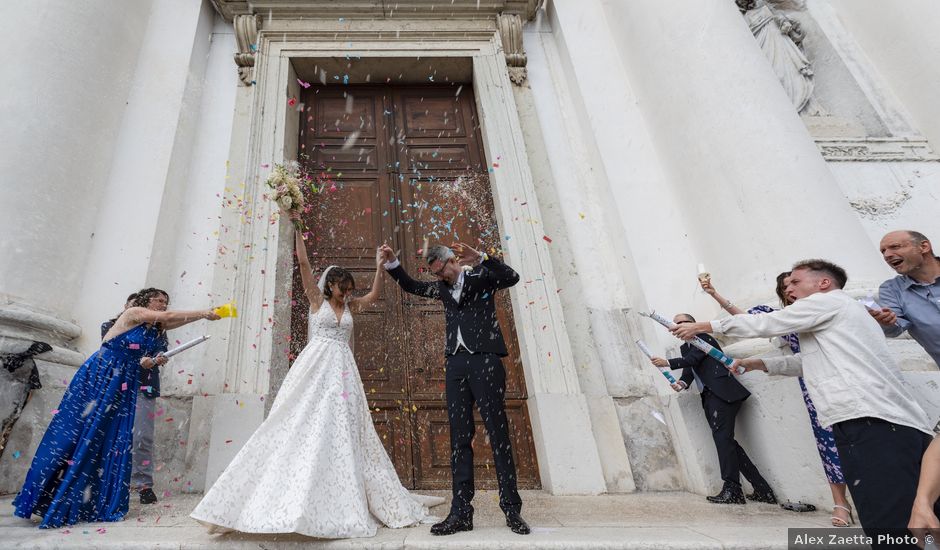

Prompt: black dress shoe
xmin=505 ymin=511 xmax=530 ymax=535
xmin=706 ymin=485 xmax=746 ymax=504
xmin=746 ymin=490 xmax=778 ymax=504
xmin=139 ymin=488 xmax=158 ymax=505
xmin=431 ymin=513 xmax=473 ymax=536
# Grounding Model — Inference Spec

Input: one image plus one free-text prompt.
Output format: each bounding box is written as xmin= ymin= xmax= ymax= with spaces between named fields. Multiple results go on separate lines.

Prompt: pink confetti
xmin=141 ymin=460 xmax=150 ymax=466
xmin=121 ymin=382 xmax=128 ymax=391
xmin=128 ymin=343 xmax=140 ymax=350
xmin=50 ymin=409 xmax=60 ymax=415
xmin=543 ymin=235 xmax=553 ymax=243
xmin=288 ymin=97 xmax=297 ymax=107
xmin=297 ymin=78 xmax=311 ymax=89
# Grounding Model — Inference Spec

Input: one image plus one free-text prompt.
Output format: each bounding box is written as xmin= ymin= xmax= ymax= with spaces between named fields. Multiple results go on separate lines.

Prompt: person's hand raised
xmin=700 ymin=278 xmax=717 ymax=295
xmin=451 ymin=242 xmax=482 ymax=266
xmin=378 ymin=244 xmax=397 ymax=264
xmin=370 ymin=247 xmax=379 ymax=267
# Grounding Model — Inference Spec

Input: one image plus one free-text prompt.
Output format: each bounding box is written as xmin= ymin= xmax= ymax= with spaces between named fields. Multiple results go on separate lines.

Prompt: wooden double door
xmin=289 ymin=84 xmax=540 ymax=490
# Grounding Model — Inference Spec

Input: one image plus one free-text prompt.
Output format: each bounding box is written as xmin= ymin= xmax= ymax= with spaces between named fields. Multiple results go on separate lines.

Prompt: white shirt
xmin=383 ymin=258 xmax=473 ymax=354
xmin=710 ymin=289 xmax=933 ymax=434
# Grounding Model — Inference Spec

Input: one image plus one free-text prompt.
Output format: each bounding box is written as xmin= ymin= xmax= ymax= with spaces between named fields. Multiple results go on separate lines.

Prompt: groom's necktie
xmin=450 ymin=273 xmax=473 ymax=354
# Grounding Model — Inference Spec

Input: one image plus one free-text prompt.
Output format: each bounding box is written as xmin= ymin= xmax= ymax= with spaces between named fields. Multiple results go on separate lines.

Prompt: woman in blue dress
xmin=701 ymin=274 xmax=853 ymax=527
xmin=13 ymin=288 xmax=220 ymax=529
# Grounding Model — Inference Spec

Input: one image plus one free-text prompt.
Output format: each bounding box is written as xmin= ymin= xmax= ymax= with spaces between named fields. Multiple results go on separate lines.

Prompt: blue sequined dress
xmin=13 ymin=323 xmax=167 ymax=528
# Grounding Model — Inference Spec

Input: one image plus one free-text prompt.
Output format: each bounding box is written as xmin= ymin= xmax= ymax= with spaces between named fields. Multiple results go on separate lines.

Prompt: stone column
xmin=473 ymin=51 xmax=608 ymax=495
xmin=70 ymin=0 xmax=215 ymax=353
xmin=0 ymin=0 xmax=152 ymax=320
xmin=601 ymin=0 xmax=888 ymax=302
xmin=0 ymin=0 xmax=153 ymax=491
xmin=516 ymin=10 xmax=641 ymax=492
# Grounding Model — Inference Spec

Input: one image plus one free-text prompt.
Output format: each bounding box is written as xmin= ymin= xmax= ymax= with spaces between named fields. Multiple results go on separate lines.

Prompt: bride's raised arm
xmin=291 ymin=212 xmax=323 ymax=309
xmin=350 ymin=247 xmax=384 ymax=313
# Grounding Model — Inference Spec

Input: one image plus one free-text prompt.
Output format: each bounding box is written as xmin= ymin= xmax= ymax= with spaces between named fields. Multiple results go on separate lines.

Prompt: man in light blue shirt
xmin=872 ymin=230 xmax=940 ymax=366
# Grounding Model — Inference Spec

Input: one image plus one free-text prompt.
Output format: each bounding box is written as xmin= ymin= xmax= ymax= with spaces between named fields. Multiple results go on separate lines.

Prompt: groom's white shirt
xmin=384 ymin=258 xmax=474 ymax=354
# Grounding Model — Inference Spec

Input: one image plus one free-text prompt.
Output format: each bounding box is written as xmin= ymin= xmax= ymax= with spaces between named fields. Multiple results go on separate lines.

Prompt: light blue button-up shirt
xmin=878 ymin=266 xmax=940 ymax=366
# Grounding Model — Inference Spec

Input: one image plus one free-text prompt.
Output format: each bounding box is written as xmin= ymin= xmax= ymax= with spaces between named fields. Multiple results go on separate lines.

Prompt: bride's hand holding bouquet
xmin=265 ymin=162 xmax=305 ymax=231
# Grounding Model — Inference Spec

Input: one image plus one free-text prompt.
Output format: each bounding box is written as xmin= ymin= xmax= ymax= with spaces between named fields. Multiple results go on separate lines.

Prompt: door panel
xmin=291 ymin=85 xmax=539 ymax=490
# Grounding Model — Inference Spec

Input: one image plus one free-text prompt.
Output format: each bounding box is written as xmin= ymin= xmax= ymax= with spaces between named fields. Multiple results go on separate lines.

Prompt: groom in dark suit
xmin=650 ymin=313 xmax=776 ymax=506
xmin=379 ymin=243 xmax=529 ymax=535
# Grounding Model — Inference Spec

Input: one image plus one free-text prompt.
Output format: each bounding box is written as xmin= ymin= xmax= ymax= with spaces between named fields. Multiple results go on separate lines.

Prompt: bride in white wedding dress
xmin=190 ymin=213 xmax=444 ymax=538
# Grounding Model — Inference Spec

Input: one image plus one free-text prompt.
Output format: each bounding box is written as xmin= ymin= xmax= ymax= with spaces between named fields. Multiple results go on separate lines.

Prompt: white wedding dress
xmin=190 ymin=300 xmax=443 ymax=538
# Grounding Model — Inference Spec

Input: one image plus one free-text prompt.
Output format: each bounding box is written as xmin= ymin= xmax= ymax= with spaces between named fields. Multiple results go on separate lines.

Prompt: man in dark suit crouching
xmin=651 ymin=313 xmax=776 ymax=505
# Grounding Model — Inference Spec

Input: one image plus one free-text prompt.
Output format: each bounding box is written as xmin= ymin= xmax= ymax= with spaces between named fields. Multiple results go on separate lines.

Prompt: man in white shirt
xmin=671 ymin=259 xmax=934 ymax=538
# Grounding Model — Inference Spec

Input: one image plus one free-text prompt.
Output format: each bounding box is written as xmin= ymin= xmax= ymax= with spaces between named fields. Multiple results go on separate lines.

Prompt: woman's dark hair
xmin=321 ymin=268 xmax=355 ymax=299
xmin=126 ymin=288 xmax=170 ymax=333
xmin=132 ymin=288 xmax=170 ymax=308
xmin=775 ymin=271 xmax=791 ymax=307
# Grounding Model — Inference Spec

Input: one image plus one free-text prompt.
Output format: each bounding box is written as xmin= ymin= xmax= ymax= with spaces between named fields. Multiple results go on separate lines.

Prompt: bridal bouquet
xmin=264 ymin=162 xmax=306 ymax=230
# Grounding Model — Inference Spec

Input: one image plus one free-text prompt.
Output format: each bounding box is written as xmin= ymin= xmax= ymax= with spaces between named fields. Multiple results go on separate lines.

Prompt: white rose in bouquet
xmin=264 ymin=162 xmax=306 ymax=230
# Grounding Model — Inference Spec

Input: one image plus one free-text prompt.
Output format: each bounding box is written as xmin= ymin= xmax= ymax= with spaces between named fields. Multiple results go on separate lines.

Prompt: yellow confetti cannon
xmin=213 ymin=302 xmax=238 ymax=318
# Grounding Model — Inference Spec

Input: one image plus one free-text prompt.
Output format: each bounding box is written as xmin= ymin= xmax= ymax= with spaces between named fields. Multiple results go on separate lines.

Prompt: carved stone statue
xmin=737 ymin=0 xmax=821 ymax=114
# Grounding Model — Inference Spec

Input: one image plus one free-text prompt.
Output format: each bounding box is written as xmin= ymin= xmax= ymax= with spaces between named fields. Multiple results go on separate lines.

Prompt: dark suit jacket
xmin=101 ymin=320 xmax=165 ymax=398
xmin=668 ymin=333 xmax=749 ymax=403
xmin=387 ymin=257 xmax=519 ymax=357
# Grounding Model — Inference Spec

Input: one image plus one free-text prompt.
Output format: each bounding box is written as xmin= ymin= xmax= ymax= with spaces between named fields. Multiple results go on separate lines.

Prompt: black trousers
xmin=832 ymin=417 xmax=938 ymax=545
xmin=445 ymin=352 xmax=522 ymax=517
xmin=700 ymin=390 xmax=771 ymax=492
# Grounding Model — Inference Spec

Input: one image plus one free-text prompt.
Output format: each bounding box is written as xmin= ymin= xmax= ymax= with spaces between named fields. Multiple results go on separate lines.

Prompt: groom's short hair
xmin=426 ymin=245 xmax=454 ymax=265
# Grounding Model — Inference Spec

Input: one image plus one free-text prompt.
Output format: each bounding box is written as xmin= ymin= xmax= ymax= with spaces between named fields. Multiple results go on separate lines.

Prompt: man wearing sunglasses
xmin=651 ymin=314 xmax=775 ymax=506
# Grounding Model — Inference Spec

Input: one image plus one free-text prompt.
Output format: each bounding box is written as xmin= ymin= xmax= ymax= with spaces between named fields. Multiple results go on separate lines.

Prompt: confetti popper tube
xmin=635 ymin=340 xmax=677 ymax=384
xmin=639 ymin=311 xmax=745 ymax=375
xmin=162 ymin=335 xmax=211 ymax=358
